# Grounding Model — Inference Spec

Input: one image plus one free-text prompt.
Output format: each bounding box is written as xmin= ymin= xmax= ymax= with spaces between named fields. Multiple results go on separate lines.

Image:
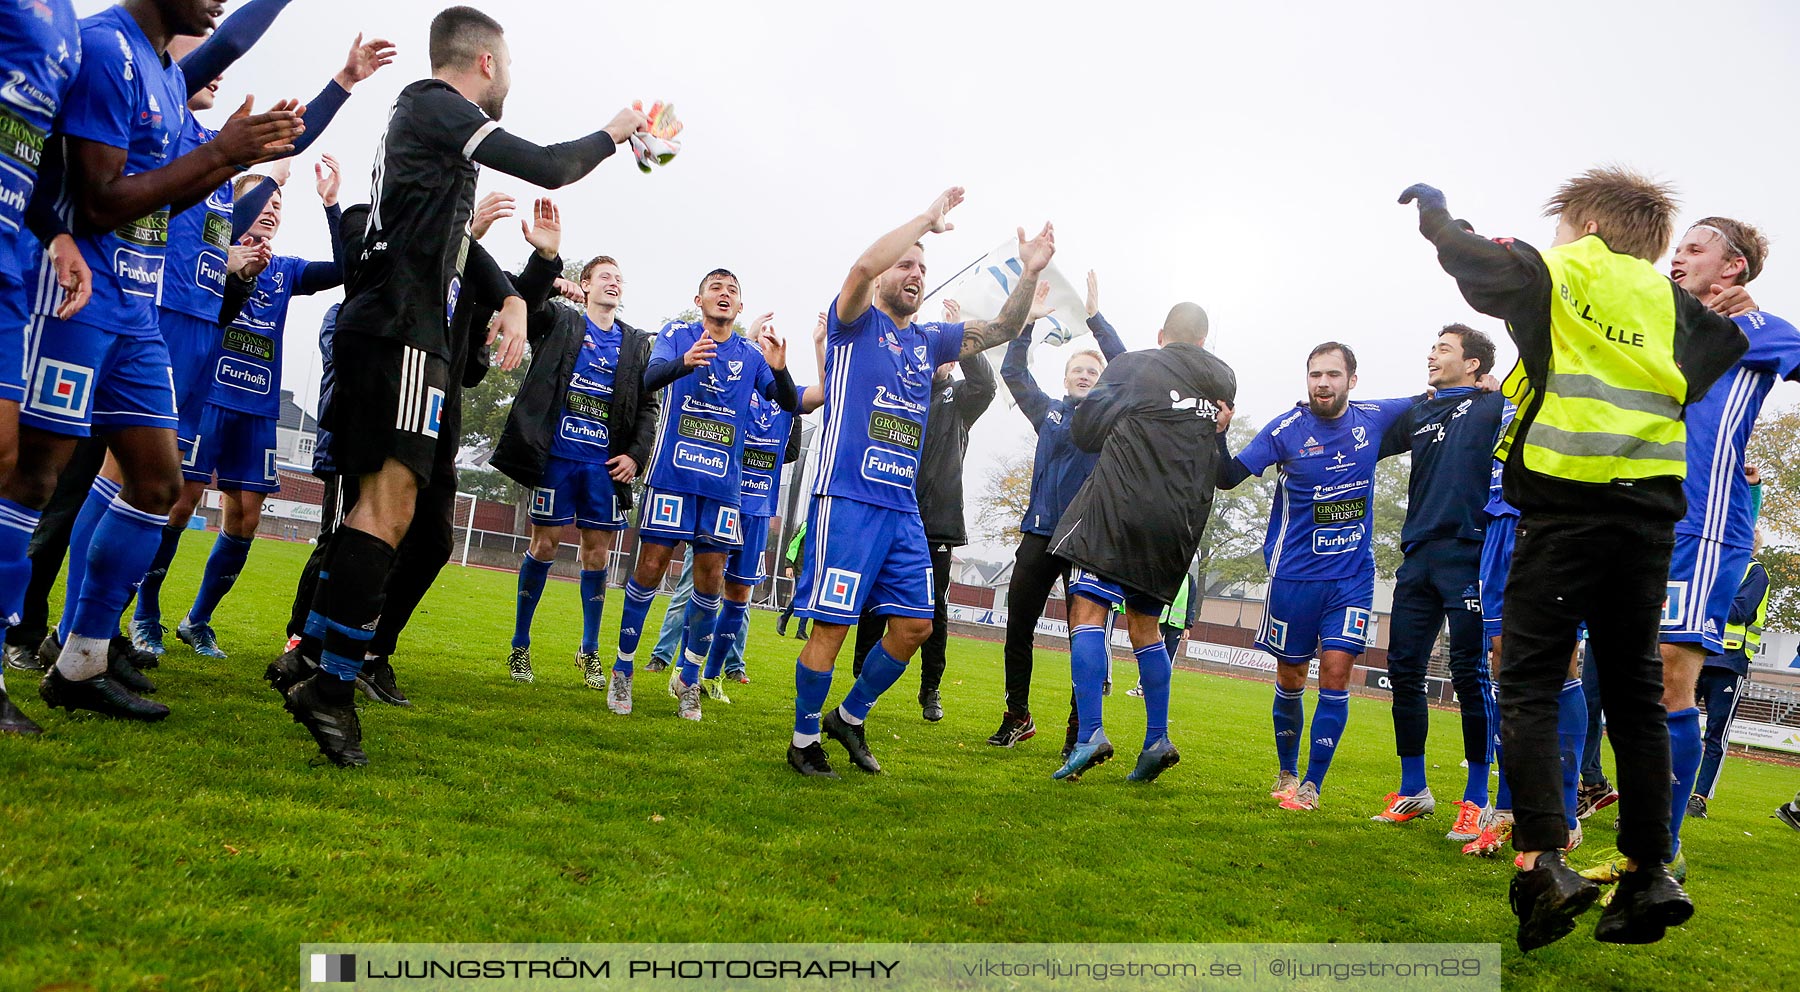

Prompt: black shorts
xmin=323 ymin=331 xmax=451 ymax=484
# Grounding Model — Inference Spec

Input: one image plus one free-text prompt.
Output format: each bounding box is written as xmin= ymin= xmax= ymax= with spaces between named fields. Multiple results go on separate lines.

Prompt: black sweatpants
xmin=1502 ymin=513 xmax=1674 ymax=861
xmin=1003 ymin=532 xmax=1068 ymax=717
xmin=7 ymin=437 xmax=107 ymax=649
xmin=851 ymin=544 xmax=953 ymax=690
xmin=1385 ymin=537 xmax=1490 ymax=764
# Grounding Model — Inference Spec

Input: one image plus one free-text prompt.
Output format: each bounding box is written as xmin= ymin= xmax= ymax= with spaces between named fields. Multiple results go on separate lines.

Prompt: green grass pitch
xmin=2 ymin=533 xmax=1796 ymax=990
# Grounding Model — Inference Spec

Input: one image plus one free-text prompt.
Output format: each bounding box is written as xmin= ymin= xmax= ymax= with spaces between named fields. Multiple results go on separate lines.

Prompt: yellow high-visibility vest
xmin=1723 ymin=560 xmax=1770 ymax=655
xmin=1495 ymin=236 xmax=1688 ymax=482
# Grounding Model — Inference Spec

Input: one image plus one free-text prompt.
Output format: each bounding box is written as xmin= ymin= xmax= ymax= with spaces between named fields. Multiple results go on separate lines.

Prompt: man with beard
xmin=280 ymin=5 xmax=649 ymax=767
xmin=1215 ymin=343 xmax=1416 ymax=809
xmin=786 ymin=189 xmax=1050 ymax=778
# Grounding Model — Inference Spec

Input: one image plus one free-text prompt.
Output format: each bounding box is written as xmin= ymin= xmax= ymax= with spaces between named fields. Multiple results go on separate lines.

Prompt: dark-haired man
xmin=606 ymin=270 xmax=795 ymax=722
xmin=280 ymin=5 xmax=650 ymax=767
xmin=1376 ymin=325 xmax=1505 ymax=840
xmin=496 ymin=251 xmax=659 ymax=686
xmin=1216 ymin=343 xmax=1415 ymax=808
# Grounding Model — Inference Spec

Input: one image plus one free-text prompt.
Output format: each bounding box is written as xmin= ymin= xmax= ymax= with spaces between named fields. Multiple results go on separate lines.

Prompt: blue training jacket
xmin=1002 ymin=313 xmax=1128 ymax=538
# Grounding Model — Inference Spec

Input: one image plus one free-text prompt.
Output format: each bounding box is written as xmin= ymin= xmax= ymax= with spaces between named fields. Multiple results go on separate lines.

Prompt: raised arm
xmin=957 ymin=223 xmax=1056 ymax=359
xmin=837 ymin=187 xmax=963 ymax=324
xmin=296 ymin=156 xmax=345 ymax=295
xmin=178 ymin=0 xmax=296 ymax=97
xmin=956 ymin=352 xmax=997 ymax=427
xmin=1001 ymin=323 xmax=1052 ymax=428
xmin=468 ymin=105 xmax=647 ymax=190
xmin=1085 ymin=270 xmax=1127 ymax=360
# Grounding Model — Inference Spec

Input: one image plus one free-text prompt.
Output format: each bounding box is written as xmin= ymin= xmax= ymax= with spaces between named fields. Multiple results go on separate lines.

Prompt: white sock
xmin=54 ymin=634 xmax=110 ymax=681
xmin=792 ymin=731 xmax=820 ymax=747
xmin=838 ymin=704 xmax=864 ymax=726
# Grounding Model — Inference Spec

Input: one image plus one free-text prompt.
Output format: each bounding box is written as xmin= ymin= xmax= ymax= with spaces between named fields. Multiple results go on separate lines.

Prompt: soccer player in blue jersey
xmin=126 ymin=29 xmax=392 ymax=660
xmin=1580 ymin=216 xmax=1800 ymax=887
xmin=1215 ymin=343 xmax=1416 ymax=810
xmin=499 ymin=248 xmax=660 ymax=687
xmin=135 ymin=160 xmax=342 ymax=663
xmin=12 ymin=0 xmax=300 ymax=723
xmin=690 ymin=349 xmax=808 ymax=700
xmin=0 ymin=0 xmax=90 ymax=735
xmin=607 ymin=274 xmax=797 ymax=721
xmin=785 ymin=187 xmax=1053 ymax=778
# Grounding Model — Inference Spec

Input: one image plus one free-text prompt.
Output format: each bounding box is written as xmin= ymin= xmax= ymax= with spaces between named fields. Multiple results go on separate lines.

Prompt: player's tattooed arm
xmin=838 ymin=187 xmax=963 ymax=324
xmin=958 ymin=223 xmax=1056 ymax=359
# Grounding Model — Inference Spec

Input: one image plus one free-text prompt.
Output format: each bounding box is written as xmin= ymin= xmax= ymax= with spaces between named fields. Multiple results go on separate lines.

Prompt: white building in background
xmin=276 ymin=389 xmax=318 ymax=470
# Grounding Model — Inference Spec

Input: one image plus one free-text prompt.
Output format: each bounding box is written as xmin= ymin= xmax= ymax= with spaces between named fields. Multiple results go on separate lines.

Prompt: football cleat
xmin=674 ymin=676 xmax=703 ymax=721
xmin=1053 ymin=728 xmax=1114 ymax=782
xmin=265 ymin=646 xmax=319 ymax=698
xmin=699 ymin=675 xmax=732 ymax=703
xmin=1464 ymin=811 xmax=1514 ymax=857
xmin=1686 ymin=793 xmax=1708 ymax=820
xmin=35 ymin=631 xmax=60 ymax=671
xmin=130 ymin=619 xmax=167 ymax=658
xmin=356 ymin=656 xmax=412 ymax=708
xmin=822 ymin=708 xmax=881 ymax=774
xmin=1581 ymin=848 xmax=1687 ymax=886
xmin=726 ymin=668 xmax=750 ymax=684
xmin=987 ymin=711 xmax=1036 ymax=748
xmin=919 ymin=687 xmax=942 ymax=722
xmin=580 ymin=650 xmax=610 ymax=691
xmin=0 ymin=689 xmax=43 ymax=735
xmin=38 ymin=669 xmax=169 ymax=722
xmin=1565 ymin=821 xmax=1584 ymax=853
xmin=283 ymin=674 xmax=367 ymax=768
xmin=605 ymin=669 xmax=633 ymax=715
xmin=787 ymin=741 xmax=838 ymax=779
xmin=666 ymin=662 xmax=684 ymax=699
xmin=1510 ymin=850 xmax=1601 ymax=952
xmin=1125 ymin=683 xmax=1144 ymax=698
xmin=106 ymin=649 xmax=156 ymax=695
xmin=642 ymin=656 xmax=670 ymax=674
xmin=1126 ymin=736 xmax=1181 ymax=782
xmin=1446 ymin=799 xmax=1484 ymax=842
xmin=1594 ymin=864 xmax=1693 ymax=944
xmin=1774 ymin=801 xmax=1800 ymax=831
xmin=1371 ymin=788 xmax=1437 ymax=824
xmin=1271 ymin=770 xmax=1301 ymax=802
xmin=507 ymin=645 xmax=534 ymax=684
xmin=3 ymin=642 xmax=45 ymax=673
xmin=1279 ymin=780 xmax=1321 ymax=811
xmin=176 ymin=618 xmax=227 ymax=659
xmin=1576 ymin=781 xmax=1618 ymax=820
xmin=109 ymin=634 xmax=158 ymax=671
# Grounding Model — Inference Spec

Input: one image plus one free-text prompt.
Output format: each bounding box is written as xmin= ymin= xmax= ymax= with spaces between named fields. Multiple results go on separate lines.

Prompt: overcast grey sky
xmin=79 ymin=0 xmax=1800 ymax=558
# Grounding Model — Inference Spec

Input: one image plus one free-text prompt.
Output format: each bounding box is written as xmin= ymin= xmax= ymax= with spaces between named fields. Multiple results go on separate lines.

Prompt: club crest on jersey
xmin=1352 ymin=426 xmax=1368 ymax=450
xmin=726 ymin=360 xmax=743 ymax=380
xmin=1662 ymin=581 xmax=1687 ymax=626
xmin=914 ymin=345 xmax=928 ymax=364
xmin=1342 ymin=608 xmax=1370 ymax=642
xmin=532 ymin=487 xmax=555 ymax=517
xmin=819 ymin=568 xmax=863 ymax=612
xmin=650 ymin=493 xmax=683 ymax=528
xmin=29 ymin=359 xmax=92 ymax=418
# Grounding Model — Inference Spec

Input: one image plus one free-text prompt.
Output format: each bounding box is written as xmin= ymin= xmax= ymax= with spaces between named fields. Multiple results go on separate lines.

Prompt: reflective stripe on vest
xmin=1494 ymin=236 xmax=1689 ymax=482
xmin=1723 ymin=559 xmax=1771 ymax=654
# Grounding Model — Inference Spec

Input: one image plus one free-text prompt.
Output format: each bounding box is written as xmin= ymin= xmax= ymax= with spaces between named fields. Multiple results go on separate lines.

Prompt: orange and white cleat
xmin=1446 ymin=799 xmax=1484 ymax=842
xmin=1370 ymin=788 xmax=1436 ymax=824
xmin=1462 ymin=811 xmax=1514 ymax=857
xmin=1279 ymin=781 xmax=1320 ymax=811
xmin=1271 ymin=770 xmax=1301 ymax=803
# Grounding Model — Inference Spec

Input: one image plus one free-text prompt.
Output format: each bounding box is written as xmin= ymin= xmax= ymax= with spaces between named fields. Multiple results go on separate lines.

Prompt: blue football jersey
xmin=28 ymin=7 xmax=187 ymax=336
xmin=739 ymin=387 xmax=793 ymax=519
xmin=811 ymin=299 xmax=962 ymax=513
xmin=157 ymin=117 xmax=231 ymax=321
xmin=207 ymin=255 xmax=307 ymax=418
xmin=546 ymin=317 xmax=620 ymax=464
xmin=1234 ymin=397 xmax=1415 ymax=581
xmin=1485 ymin=401 xmax=1519 ymax=519
xmin=1676 ymin=309 xmax=1800 ymax=547
xmin=0 ymin=0 xmax=80 ymax=239
xmin=644 ymin=321 xmax=776 ymax=503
